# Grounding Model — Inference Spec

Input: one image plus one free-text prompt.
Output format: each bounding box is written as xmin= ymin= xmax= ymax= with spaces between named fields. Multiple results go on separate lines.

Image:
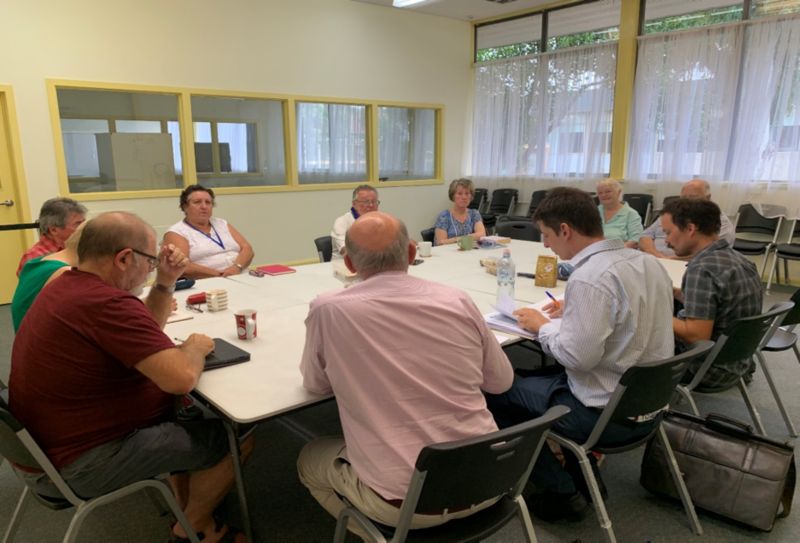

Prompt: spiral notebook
xmin=204 ymin=339 xmax=251 ymax=371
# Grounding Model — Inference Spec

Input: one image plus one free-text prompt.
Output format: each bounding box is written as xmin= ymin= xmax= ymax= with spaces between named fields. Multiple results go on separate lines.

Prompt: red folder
xmin=256 ymin=264 xmax=296 ymax=276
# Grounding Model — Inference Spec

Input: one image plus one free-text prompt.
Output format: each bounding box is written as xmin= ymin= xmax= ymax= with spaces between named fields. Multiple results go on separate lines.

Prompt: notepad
xmin=204 ymin=339 xmax=251 ymax=371
xmin=256 ymin=264 xmax=296 ymax=276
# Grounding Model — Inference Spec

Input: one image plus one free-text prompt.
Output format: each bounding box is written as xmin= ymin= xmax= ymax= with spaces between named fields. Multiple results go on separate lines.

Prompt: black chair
xmin=675 ymin=302 xmax=795 ymax=437
xmin=766 ymin=219 xmax=800 ymax=290
xmin=550 ymin=341 xmax=713 ymax=543
xmin=495 ymin=220 xmax=540 ymax=242
xmin=314 ymin=235 xmax=333 ymax=263
xmin=469 ymin=188 xmax=488 ymax=213
xmin=481 ymin=189 xmax=518 ymax=234
xmin=622 ymin=193 xmax=654 ymax=226
xmin=732 ymin=204 xmax=783 ymax=279
xmin=0 ymin=396 xmax=200 ymax=543
xmin=757 ymin=290 xmax=800 ymax=437
xmin=333 ymin=405 xmax=570 ymax=543
xmin=501 ymin=189 xmax=549 ymax=223
xmin=420 ymin=228 xmax=435 ymax=243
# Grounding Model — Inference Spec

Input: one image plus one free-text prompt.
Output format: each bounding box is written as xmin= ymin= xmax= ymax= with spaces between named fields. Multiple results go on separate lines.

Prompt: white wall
xmin=0 ymin=0 xmax=473 ymax=262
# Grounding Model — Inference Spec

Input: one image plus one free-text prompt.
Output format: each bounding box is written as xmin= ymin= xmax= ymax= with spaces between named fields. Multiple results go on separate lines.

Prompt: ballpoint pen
xmin=545 ymin=290 xmax=561 ymax=309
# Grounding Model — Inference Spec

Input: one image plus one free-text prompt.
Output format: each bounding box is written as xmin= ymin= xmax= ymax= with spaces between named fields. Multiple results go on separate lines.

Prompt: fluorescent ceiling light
xmin=393 ymin=0 xmax=428 ymax=7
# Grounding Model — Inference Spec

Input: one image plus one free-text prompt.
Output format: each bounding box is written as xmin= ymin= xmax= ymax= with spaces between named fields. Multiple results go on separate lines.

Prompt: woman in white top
xmin=164 ymin=185 xmax=254 ymax=279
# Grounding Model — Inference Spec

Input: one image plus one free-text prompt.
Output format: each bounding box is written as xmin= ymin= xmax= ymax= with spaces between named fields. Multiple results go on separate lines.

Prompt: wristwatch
xmin=152 ymin=282 xmax=175 ymax=294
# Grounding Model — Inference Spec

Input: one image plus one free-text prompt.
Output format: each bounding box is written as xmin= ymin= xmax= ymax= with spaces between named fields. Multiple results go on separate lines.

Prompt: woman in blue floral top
xmin=434 ymin=178 xmax=486 ymax=246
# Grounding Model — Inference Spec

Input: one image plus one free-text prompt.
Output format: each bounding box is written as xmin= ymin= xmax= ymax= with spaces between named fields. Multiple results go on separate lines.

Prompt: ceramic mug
xmin=235 ymin=309 xmax=257 ymax=340
xmin=418 ymin=241 xmax=432 ymax=257
xmin=457 ymin=236 xmax=474 ymax=251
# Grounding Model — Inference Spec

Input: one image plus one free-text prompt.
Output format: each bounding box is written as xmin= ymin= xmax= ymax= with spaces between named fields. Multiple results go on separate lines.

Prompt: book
xmin=256 ymin=264 xmax=296 ymax=276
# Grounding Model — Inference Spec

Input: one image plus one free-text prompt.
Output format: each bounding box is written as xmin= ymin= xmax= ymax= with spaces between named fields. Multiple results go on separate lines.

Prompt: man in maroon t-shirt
xmin=10 ymin=211 xmax=252 ymax=543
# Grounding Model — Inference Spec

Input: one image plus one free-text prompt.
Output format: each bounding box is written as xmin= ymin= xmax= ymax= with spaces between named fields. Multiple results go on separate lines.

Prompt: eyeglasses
xmin=129 ymin=248 xmax=160 ymax=271
xmin=354 ymin=199 xmax=380 ymax=206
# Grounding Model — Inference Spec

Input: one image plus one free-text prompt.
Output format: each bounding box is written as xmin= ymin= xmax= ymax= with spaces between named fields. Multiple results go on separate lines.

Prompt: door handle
xmin=1 ymin=199 xmax=14 ymax=207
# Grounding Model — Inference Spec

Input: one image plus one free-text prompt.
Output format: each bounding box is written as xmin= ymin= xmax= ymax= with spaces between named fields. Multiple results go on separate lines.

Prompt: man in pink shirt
xmin=298 ymin=212 xmax=513 ymax=535
xmin=17 ymin=197 xmax=87 ymax=275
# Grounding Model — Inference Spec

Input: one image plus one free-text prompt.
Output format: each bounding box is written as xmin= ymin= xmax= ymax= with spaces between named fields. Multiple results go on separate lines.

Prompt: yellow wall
xmin=0 ymin=0 xmax=473 ymax=262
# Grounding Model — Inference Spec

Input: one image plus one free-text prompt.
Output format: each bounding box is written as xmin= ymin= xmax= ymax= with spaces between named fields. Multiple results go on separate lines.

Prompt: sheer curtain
xmin=297 ymin=103 xmax=366 ymax=183
xmin=471 ymin=42 xmax=616 ymax=194
xmin=726 ymin=16 xmax=800 ymax=218
xmin=629 ymin=16 xmax=800 ymax=216
xmin=379 ymin=108 xmax=435 ymax=180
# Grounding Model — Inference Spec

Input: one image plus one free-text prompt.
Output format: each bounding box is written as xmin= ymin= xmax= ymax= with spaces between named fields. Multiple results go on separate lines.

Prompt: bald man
xmin=639 ymin=180 xmax=735 ymax=259
xmin=10 ymin=212 xmax=252 ymax=543
xmin=298 ymin=212 xmax=513 ymax=534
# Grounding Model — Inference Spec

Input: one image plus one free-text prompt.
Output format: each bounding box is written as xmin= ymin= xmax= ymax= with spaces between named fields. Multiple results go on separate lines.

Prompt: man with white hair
xmin=639 ymin=179 xmax=735 ymax=259
xmin=330 ymin=184 xmax=380 ymax=259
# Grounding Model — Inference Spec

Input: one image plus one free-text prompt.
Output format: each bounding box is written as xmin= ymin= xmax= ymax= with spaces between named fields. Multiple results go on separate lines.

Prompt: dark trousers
xmin=486 ymin=369 xmax=653 ymax=495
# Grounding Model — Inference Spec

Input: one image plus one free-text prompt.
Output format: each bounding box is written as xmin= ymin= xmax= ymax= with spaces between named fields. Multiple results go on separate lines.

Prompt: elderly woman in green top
xmin=596 ymin=178 xmax=643 ymax=248
xmin=11 ymin=224 xmax=83 ymax=331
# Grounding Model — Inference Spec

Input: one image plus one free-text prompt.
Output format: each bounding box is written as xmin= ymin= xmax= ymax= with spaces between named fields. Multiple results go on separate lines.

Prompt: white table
xmin=164 ymin=239 xmax=687 ymax=539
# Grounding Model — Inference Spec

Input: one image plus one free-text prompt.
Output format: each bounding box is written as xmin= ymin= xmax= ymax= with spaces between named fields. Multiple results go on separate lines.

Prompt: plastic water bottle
xmin=496 ymin=249 xmax=515 ymax=306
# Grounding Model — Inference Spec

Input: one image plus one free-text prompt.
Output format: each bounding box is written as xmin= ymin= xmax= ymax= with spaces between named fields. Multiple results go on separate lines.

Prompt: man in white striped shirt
xmin=487 ymin=187 xmax=674 ymax=522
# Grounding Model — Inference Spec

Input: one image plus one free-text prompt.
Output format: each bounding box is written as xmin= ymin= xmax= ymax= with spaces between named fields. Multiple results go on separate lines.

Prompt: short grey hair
xmin=351 ymin=185 xmax=378 ymax=200
xmin=345 ymin=220 xmax=409 ymax=277
xmin=38 ymin=197 xmax=87 ymax=236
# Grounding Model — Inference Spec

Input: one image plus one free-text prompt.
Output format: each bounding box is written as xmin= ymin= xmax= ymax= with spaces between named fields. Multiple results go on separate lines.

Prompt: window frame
xmin=48 ymin=80 xmax=444 ymax=201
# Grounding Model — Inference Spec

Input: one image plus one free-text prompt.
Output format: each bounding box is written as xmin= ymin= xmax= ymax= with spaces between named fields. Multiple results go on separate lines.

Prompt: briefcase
xmin=640 ymin=410 xmax=795 ymax=531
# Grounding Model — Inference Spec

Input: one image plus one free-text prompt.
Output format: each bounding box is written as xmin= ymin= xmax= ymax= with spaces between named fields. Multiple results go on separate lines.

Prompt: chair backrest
xmin=781 ymin=289 xmax=800 ymax=328
xmin=495 ymin=220 xmax=541 ymax=242
xmin=527 ymin=190 xmax=549 ymax=217
xmin=470 ymin=188 xmax=488 ymax=212
xmin=420 ymin=228 xmax=435 ymax=243
xmin=662 ymin=195 xmax=680 ymax=208
xmin=488 ymin=189 xmax=518 ymax=215
xmin=735 ymin=204 xmax=781 ymax=236
xmin=313 ymin=235 xmax=332 ymax=263
xmin=583 ymin=341 xmax=714 ymax=450
xmin=622 ymin=193 xmax=653 ymax=225
xmin=687 ymin=302 xmax=795 ymax=390
xmin=401 ymin=405 xmax=569 ymax=523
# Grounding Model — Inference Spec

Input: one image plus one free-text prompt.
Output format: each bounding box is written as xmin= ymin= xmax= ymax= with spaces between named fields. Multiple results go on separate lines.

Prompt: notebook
xmin=204 ymin=339 xmax=251 ymax=371
xmin=256 ymin=264 xmax=296 ymax=276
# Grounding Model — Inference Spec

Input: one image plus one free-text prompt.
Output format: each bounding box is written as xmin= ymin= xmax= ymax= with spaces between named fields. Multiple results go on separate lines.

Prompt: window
xmin=751 ymin=0 xmax=800 ymax=17
xmin=56 ymin=88 xmax=183 ymax=193
xmin=296 ymin=102 xmax=367 ymax=184
xmin=547 ymin=0 xmax=620 ymax=51
xmin=644 ymin=0 xmax=743 ymax=34
xmin=190 ymin=95 xmax=286 ymax=187
xmin=378 ymin=106 xmax=436 ymax=181
xmin=475 ymin=14 xmax=542 ymax=62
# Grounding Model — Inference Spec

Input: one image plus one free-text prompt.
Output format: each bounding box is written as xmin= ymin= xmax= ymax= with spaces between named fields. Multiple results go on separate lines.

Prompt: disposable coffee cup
xmin=235 ymin=309 xmax=257 ymax=340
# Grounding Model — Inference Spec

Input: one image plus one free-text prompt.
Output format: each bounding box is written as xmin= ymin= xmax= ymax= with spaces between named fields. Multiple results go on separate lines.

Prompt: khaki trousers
xmin=297 ymin=436 xmax=497 ymax=539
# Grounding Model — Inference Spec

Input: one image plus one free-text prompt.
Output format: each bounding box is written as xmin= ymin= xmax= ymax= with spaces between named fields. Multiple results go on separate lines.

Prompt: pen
xmin=545 ymin=291 xmax=560 ymax=309
xmin=517 ymin=272 xmax=535 ymax=279
xmin=173 ymin=337 xmax=185 ymax=344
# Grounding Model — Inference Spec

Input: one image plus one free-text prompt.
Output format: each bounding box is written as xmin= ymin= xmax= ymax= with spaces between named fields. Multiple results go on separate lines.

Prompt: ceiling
xmin=352 ymin=0 xmax=561 ymax=22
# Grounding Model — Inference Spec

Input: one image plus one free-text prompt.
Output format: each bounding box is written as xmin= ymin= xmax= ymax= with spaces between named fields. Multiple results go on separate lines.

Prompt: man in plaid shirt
xmin=662 ymin=198 xmax=763 ymax=390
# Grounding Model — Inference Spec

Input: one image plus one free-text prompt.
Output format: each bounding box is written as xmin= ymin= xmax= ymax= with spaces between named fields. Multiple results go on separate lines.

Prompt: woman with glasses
xmin=164 ymin=184 xmax=254 ymax=279
xmin=434 ymin=178 xmax=486 ymax=246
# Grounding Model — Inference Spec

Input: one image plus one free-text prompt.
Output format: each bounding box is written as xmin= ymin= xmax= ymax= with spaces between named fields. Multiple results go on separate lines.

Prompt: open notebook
xmin=205 ymin=339 xmax=251 ymax=371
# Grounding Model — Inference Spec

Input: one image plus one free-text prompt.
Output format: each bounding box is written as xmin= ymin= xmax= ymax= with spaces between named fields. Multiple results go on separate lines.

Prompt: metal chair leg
xmin=756 ymin=352 xmax=798 ymax=437
xmin=658 ymin=426 xmax=703 ymax=535
xmin=737 ymin=378 xmax=767 ymax=436
xmin=2 ymin=486 xmax=32 ymax=543
xmin=515 ymin=495 xmax=538 ymax=543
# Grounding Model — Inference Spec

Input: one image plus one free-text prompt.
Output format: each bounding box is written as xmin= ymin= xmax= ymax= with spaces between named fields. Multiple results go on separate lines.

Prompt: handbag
xmin=640 ymin=410 xmax=795 ymax=531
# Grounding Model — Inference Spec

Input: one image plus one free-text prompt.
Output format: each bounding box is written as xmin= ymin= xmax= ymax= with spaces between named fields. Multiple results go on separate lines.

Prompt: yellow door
xmin=0 ymin=88 xmax=31 ymax=304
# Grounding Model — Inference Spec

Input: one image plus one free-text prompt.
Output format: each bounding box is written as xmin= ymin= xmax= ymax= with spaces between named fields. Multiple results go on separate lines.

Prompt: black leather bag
xmin=640 ymin=410 xmax=795 ymax=531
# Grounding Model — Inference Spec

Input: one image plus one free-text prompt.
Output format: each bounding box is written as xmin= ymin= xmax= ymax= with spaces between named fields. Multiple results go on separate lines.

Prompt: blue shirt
xmin=433 ymin=209 xmax=482 ymax=244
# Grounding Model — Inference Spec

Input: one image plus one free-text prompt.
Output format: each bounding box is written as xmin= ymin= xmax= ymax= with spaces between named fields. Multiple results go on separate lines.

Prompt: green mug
xmin=457 ymin=236 xmax=474 ymax=251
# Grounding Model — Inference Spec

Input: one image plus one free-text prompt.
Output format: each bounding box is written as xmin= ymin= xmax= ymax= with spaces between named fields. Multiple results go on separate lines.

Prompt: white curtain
xmin=471 ymin=42 xmax=617 ymax=194
xmin=297 ymin=103 xmax=366 ymax=183
xmin=379 ymin=108 xmax=435 ymax=180
xmin=629 ymin=16 xmax=800 ymax=217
